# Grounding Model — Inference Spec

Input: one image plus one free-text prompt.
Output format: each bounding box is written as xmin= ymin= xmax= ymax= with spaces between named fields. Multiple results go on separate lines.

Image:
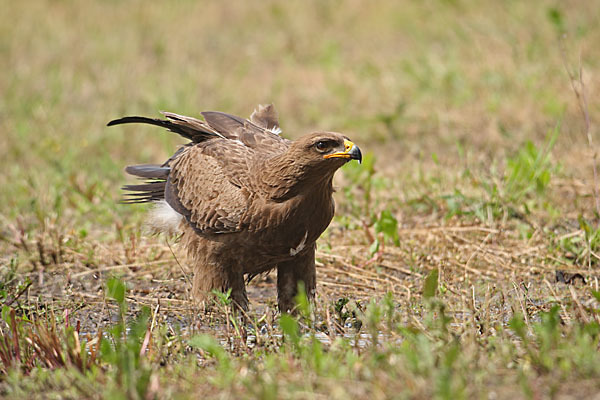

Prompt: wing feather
xmin=249 ymin=104 xmax=280 ymax=132
xmin=167 ymin=144 xmax=254 ymax=234
xmin=107 ymin=115 xmax=223 ymax=142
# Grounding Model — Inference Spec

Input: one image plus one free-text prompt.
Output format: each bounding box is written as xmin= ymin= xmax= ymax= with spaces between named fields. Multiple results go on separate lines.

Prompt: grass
xmin=2 ymin=0 xmax=600 ymax=398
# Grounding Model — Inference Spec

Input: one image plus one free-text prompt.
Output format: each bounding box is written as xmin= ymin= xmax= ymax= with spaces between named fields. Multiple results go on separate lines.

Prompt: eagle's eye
xmin=315 ymin=141 xmax=329 ymax=152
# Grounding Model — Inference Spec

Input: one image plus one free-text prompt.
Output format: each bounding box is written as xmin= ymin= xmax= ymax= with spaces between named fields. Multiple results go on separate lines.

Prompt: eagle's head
xmin=259 ymin=131 xmax=362 ymax=199
xmin=293 ymin=132 xmax=362 ymax=170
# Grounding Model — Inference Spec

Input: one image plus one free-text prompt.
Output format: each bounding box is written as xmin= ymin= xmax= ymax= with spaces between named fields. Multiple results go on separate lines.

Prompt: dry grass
xmin=1 ymin=0 xmax=600 ymax=398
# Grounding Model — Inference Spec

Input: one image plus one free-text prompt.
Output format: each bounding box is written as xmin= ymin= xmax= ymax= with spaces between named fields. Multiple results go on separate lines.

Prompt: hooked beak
xmin=323 ymin=139 xmax=362 ymax=164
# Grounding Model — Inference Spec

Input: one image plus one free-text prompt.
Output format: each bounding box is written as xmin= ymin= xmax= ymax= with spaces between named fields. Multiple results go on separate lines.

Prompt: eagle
xmin=108 ymin=104 xmax=362 ymax=312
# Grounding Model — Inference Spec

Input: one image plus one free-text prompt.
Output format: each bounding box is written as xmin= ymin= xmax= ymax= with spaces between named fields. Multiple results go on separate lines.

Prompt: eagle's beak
xmin=324 ymin=140 xmax=362 ymax=164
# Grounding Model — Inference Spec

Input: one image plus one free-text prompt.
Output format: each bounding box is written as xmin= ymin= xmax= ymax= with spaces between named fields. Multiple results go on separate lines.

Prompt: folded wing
xmin=109 ymin=105 xmax=290 ymax=234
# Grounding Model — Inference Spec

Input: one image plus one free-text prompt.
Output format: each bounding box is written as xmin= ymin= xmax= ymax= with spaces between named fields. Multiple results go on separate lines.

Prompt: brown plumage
xmin=108 ymin=104 xmax=362 ymax=312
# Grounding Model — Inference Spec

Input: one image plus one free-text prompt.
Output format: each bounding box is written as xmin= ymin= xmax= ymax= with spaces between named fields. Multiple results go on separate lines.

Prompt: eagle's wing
xmin=249 ymin=104 xmax=281 ymax=133
xmin=199 ymin=109 xmax=290 ymax=156
xmin=108 ymin=104 xmax=290 ymax=151
xmin=107 ymin=113 xmax=225 ymax=142
xmin=166 ymin=141 xmax=256 ymax=234
xmin=110 ymin=105 xmax=291 ymax=232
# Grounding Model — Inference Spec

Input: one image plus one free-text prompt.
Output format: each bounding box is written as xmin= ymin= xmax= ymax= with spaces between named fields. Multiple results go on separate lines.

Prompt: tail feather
xmin=121 ymin=188 xmax=165 ymax=204
xmin=121 ymin=165 xmax=168 ymax=204
xmin=125 ymin=164 xmax=170 ymax=179
xmin=122 ymin=182 xmax=166 ymax=192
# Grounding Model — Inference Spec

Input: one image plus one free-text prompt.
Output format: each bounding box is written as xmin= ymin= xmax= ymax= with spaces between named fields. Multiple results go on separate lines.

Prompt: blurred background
xmin=1 ymin=0 xmax=598 ymax=258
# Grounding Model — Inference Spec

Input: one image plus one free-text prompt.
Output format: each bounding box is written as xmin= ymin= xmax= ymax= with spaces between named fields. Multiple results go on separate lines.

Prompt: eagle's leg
xmin=191 ymin=264 xmax=248 ymax=311
xmin=277 ymin=245 xmax=316 ymax=313
xmin=191 ymin=262 xmax=228 ymax=307
xmin=226 ymin=268 xmax=249 ymax=312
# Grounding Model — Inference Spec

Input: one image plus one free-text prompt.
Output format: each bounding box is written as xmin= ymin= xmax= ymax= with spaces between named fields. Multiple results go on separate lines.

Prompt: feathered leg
xmin=190 ymin=263 xmax=248 ymax=311
xmin=189 ymin=259 xmax=248 ymax=311
xmin=277 ymin=245 xmax=316 ymax=313
xmin=226 ymin=268 xmax=249 ymax=312
xmin=182 ymin=226 xmax=249 ymax=310
xmin=191 ymin=262 xmax=228 ymax=305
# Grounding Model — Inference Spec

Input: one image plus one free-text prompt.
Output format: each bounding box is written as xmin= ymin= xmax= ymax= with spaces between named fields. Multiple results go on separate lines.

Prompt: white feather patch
xmin=290 ymin=231 xmax=308 ymax=256
xmin=146 ymin=200 xmax=183 ymax=235
xmin=268 ymin=126 xmax=282 ymax=135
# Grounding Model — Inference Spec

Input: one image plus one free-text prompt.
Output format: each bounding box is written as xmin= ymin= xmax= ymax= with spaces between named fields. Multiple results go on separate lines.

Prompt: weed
xmin=510 ymin=306 xmax=600 ymax=376
xmin=554 ymin=216 xmax=600 ymax=268
xmin=341 ymin=152 xmax=378 ymax=222
xmin=503 ymin=126 xmax=558 ymax=206
xmin=442 ymin=127 xmax=559 ymax=224
xmin=0 ymin=306 xmax=99 ymax=376
xmin=101 ymin=277 xmax=154 ymax=400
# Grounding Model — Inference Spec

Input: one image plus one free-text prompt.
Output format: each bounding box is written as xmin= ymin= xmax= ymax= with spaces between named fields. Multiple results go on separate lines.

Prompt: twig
xmin=542 ymin=279 xmax=571 ymax=326
xmin=398 ymin=225 xmax=499 ymax=234
xmin=568 ymin=286 xmax=590 ymax=324
xmin=140 ymin=301 xmax=160 ymax=356
xmin=165 ymin=237 xmax=193 ymax=290
xmin=3 ymin=281 xmax=32 ymax=307
xmin=559 ymin=36 xmax=599 ymax=215
xmin=512 ymin=282 xmax=531 ymax=332
xmin=71 ymin=260 xmax=170 ymax=278
xmin=377 ymin=263 xmax=422 ymax=277
xmin=463 ymin=232 xmax=494 ymax=280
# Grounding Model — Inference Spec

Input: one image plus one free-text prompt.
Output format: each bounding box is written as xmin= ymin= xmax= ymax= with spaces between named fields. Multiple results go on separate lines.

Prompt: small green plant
xmin=554 ymin=216 xmax=600 ymax=268
xmin=188 ymin=334 xmax=235 ymax=387
xmin=395 ymin=277 xmax=465 ymax=399
xmin=279 ymin=313 xmax=301 ymax=351
xmin=442 ymin=127 xmax=558 ymax=223
xmin=334 ymin=297 xmax=362 ymax=331
xmin=423 ymin=268 xmax=439 ymax=300
xmin=369 ymin=209 xmax=400 ymax=255
xmin=510 ymin=306 xmax=600 ymax=376
xmin=342 ymin=152 xmax=378 ymax=221
xmin=101 ymin=277 xmax=154 ymax=400
xmin=0 ymin=305 xmax=99 ymax=375
xmin=341 ymin=154 xmax=393 ymax=226
xmin=503 ymin=127 xmax=558 ymax=205
xmin=209 ymin=288 xmax=247 ymax=345
xmin=420 ymin=268 xmax=452 ymax=339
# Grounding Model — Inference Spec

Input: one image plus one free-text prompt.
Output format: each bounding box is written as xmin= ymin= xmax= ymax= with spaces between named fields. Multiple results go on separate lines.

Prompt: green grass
xmin=2 ymin=0 xmax=600 ymax=398
xmin=2 ymin=276 xmax=600 ymax=399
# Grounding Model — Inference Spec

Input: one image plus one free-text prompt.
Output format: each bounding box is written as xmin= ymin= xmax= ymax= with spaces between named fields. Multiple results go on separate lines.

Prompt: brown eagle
xmin=108 ymin=104 xmax=361 ymax=312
